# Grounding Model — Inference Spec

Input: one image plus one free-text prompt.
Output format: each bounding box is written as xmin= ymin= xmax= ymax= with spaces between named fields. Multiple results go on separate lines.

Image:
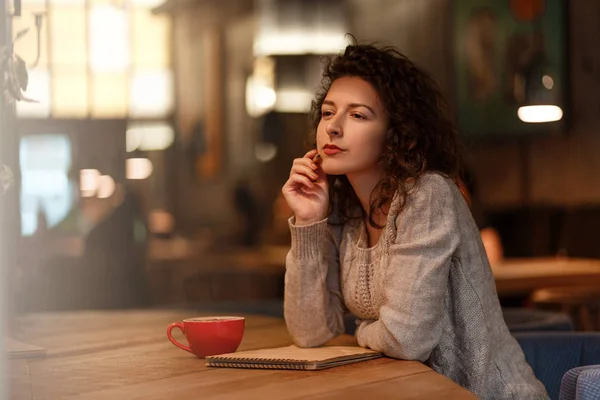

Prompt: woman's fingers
xmin=286 ymin=173 xmax=315 ymax=191
xmin=290 ymin=164 xmax=318 ymax=180
xmin=286 ymin=150 xmax=323 ymax=189
xmin=292 ymin=157 xmax=319 ymax=172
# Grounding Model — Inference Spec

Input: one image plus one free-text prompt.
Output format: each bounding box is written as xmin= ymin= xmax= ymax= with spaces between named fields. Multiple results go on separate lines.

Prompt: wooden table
xmin=8 ymin=309 xmax=475 ymax=399
xmin=492 ymin=257 xmax=600 ymax=296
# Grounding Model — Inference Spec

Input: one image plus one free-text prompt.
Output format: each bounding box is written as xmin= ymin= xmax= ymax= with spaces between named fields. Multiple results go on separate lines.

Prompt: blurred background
xmin=1 ymin=0 xmax=599 ymax=320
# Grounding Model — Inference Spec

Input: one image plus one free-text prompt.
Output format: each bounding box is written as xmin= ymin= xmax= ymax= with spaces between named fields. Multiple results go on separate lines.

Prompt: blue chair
xmin=574 ymin=368 xmax=600 ymax=400
xmin=514 ymin=332 xmax=600 ymax=400
xmin=503 ymin=308 xmax=574 ymax=332
xmin=560 ymin=365 xmax=600 ymax=400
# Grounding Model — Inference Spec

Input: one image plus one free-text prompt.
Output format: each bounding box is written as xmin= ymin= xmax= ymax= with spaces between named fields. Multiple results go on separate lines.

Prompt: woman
xmin=281 ymin=40 xmax=547 ymax=399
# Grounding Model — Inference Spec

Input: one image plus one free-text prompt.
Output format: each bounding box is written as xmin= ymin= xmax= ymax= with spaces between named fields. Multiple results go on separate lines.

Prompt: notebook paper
xmin=205 ymin=345 xmax=382 ymax=370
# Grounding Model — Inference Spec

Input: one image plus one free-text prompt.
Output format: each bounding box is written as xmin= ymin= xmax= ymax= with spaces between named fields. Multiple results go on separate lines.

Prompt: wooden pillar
xmin=196 ymin=25 xmax=223 ymax=179
xmin=165 ymin=0 xmax=252 ymax=180
xmin=1 ymin=0 xmax=20 ymax=396
xmin=169 ymin=1 xmax=226 ymax=180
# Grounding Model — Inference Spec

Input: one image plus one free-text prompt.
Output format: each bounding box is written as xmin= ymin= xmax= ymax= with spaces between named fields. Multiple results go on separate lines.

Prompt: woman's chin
xmin=322 ymin=163 xmax=347 ymax=176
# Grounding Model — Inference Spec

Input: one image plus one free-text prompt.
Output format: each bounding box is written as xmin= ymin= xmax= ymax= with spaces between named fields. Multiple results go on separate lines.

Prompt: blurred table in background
xmin=146 ymin=243 xmax=289 ymax=305
xmin=492 ymin=258 xmax=600 ymax=296
xmin=147 ymin=239 xmax=600 ymax=307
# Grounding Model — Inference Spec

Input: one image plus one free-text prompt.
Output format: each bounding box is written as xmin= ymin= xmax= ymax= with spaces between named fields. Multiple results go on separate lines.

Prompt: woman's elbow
xmin=396 ymin=345 xmax=433 ymax=362
xmin=380 ymin=343 xmax=433 ymax=362
xmin=379 ymin=331 xmax=436 ymax=362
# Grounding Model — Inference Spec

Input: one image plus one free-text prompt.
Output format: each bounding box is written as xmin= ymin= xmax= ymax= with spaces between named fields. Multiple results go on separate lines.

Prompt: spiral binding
xmin=206 ymin=359 xmax=308 ymax=370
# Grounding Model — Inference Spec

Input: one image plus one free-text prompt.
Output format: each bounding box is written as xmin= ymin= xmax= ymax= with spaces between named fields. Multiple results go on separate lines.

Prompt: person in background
xmin=457 ymin=170 xmax=505 ymax=265
xmin=281 ymin=38 xmax=547 ymax=399
xmin=266 ymin=192 xmax=294 ymax=246
xmin=232 ymin=177 xmax=262 ymax=247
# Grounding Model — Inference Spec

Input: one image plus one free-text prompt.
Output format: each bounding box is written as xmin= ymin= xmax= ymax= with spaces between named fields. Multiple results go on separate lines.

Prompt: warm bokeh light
xmin=274 ymin=88 xmax=313 ymax=113
xmin=254 ymin=0 xmax=348 ymax=56
xmin=517 ymin=105 xmax=563 ymax=123
xmin=89 ymin=5 xmax=129 ymax=73
xmin=126 ymin=122 xmax=174 ymax=152
xmin=126 ymin=158 xmax=153 ymax=180
xmin=51 ymin=69 xmax=88 ymax=117
xmin=246 ymin=76 xmax=276 ymax=117
xmin=96 ymin=175 xmax=116 ymax=199
xmin=80 ymin=169 xmax=101 ymax=197
xmin=131 ymin=0 xmax=166 ymax=7
xmin=90 ymin=72 xmax=128 ymax=118
xmin=132 ymin=7 xmax=171 ymax=68
xmin=254 ymin=33 xmax=349 ymax=56
xmin=148 ymin=209 xmax=175 ymax=234
xmin=49 ymin=5 xmax=86 ymax=66
xmin=129 ymin=70 xmax=174 ymax=117
xmin=245 ymin=56 xmax=276 ymax=117
xmin=254 ymin=142 xmax=278 ymax=163
xmin=542 ymin=75 xmax=554 ymax=90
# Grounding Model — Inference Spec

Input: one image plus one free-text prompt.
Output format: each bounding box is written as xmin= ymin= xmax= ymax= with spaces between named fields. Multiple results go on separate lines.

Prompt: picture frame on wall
xmin=453 ymin=0 xmax=567 ymax=136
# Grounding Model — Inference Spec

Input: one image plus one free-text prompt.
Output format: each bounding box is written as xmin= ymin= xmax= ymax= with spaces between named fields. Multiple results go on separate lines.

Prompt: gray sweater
xmin=284 ymin=173 xmax=548 ymax=399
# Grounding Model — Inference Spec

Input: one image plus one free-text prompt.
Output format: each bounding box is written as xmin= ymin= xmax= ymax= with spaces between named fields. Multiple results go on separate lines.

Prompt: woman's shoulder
xmin=387 ymin=172 xmax=459 ymax=219
xmin=384 ymin=172 xmax=461 ymax=244
xmin=394 ymin=172 xmax=458 ymax=210
xmin=414 ymin=172 xmax=457 ymax=195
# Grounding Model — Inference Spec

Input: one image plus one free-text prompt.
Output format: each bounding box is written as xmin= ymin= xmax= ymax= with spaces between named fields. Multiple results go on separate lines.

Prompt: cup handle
xmin=167 ymin=323 xmax=193 ymax=354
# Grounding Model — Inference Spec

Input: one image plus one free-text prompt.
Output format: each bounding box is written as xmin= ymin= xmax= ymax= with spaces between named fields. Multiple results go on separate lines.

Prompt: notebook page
xmin=209 ymin=345 xmax=380 ymax=362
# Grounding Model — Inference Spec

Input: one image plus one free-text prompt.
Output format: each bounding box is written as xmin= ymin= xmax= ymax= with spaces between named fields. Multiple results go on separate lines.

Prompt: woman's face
xmin=316 ymin=76 xmax=389 ymax=176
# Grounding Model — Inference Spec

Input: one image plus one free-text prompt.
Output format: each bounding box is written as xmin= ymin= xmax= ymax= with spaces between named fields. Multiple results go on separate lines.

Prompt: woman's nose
xmin=325 ymin=116 xmax=342 ymax=137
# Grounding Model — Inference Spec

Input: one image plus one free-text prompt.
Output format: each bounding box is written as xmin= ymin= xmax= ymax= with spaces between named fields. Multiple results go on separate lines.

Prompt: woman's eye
xmin=322 ymin=110 xmax=334 ymax=117
xmin=352 ymin=113 xmax=366 ymax=120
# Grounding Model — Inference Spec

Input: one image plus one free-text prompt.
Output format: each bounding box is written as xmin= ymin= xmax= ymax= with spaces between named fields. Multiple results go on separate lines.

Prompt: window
xmin=20 ymin=134 xmax=72 ymax=236
xmin=13 ymin=0 xmax=173 ymax=119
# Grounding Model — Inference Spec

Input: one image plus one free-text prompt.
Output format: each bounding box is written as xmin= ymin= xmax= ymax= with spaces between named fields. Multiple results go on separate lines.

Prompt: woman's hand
xmin=281 ymin=149 xmax=329 ymax=225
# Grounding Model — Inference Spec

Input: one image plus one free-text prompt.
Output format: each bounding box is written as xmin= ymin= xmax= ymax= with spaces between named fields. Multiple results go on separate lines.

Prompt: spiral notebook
xmin=205 ymin=345 xmax=382 ymax=370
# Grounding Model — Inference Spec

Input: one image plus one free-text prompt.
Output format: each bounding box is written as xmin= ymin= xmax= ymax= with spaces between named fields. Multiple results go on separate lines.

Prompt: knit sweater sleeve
xmin=356 ymin=175 xmax=460 ymax=362
xmin=283 ymin=217 xmax=346 ymax=347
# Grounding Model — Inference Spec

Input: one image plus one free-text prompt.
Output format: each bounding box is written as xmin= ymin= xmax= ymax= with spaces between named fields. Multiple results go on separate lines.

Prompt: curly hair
xmin=310 ymin=37 xmax=465 ymax=228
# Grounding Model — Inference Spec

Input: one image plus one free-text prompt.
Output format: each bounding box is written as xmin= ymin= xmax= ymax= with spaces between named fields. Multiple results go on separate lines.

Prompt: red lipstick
xmin=323 ymin=144 xmax=343 ymax=155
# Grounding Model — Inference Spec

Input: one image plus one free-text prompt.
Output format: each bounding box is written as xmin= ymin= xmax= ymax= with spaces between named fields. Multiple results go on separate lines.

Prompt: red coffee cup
xmin=167 ymin=316 xmax=245 ymax=358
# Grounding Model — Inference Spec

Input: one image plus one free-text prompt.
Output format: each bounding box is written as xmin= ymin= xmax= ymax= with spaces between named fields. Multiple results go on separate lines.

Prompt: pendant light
xmin=515 ymin=34 xmax=563 ymax=123
xmin=511 ymin=0 xmax=563 ymax=124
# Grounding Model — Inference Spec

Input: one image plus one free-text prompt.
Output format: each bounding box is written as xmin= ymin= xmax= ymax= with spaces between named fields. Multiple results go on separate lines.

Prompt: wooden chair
xmin=531 ymin=286 xmax=600 ymax=331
